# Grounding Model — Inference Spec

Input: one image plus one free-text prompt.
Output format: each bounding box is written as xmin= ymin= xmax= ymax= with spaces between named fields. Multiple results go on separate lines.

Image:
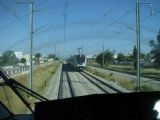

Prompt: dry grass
xmin=85 ymin=66 xmax=155 ymax=92
xmin=108 ymin=64 xmax=135 ymax=73
xmin=0 ymin=86 xmax=28 ymax=114
xmin=0 ymin=62 xmax=60 ymax=114
xmin=108 ymin=64 xmax=160 ymax=79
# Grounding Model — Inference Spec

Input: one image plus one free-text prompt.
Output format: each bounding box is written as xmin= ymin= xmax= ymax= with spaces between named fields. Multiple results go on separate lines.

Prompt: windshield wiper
xmin=0 ymin=67 xmax=49 ymax=114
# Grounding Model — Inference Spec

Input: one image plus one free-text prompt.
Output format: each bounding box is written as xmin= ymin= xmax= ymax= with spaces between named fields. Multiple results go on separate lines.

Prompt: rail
xmin=80 ymin=71 xmax=123 ymax=93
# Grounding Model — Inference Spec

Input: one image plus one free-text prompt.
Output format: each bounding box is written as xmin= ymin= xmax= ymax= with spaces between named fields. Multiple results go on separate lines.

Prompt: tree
xmin=48 ymin=54 xmax=58 ymax=60
xmin=143 ymin=53 xmax=151 ymax=64
xmin=104 ymin=50 xmax=114 ymax=65
xmin=95 ymin=53 xmax=103 ymax=66
xmin=116 ymin=53 xmax=126 ymax=63
xmin=35 ymin=53 xmax=41 ymax=65
xmin=0 ymin=51 xmax=18 ymax=66
xmin=95 ymin=50 xmax=114 ymax=66
xmin=149 ymin=30 xmax=160 ymax=69
xmin=20 ymin=58 xmax=26 ymax=64
xmin=133 ymin=45 xmax=137 ymax=70
xmin=126 ymin=54 xmax=133 ymax=63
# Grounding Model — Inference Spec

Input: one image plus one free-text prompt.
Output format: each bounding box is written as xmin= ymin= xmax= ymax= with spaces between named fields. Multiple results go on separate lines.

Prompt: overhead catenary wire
xmin=31 ymin=4 xmax=158 ymax=54
xmin=4 ymin=21 xmax=93 ymax=52
xmin=85 ymin=7 xmax=136 ymax=49
xmin=85 ymin=6 xmax=157 ymax=53
xmin=34 ymin=1 xmax=63 ymax=13
xmin=85 ymin=7 xmax=136 ymax=45
xmin=1 ymin=0 xmax=159 ymax=58
xmin=0 ymin=0 xmax=135 ymax=54
xmin=96 ymin=0 xmax=122 ymax=25
xmin=0 ymin=14 xmax=29 ymax=31
xmin=0 ymin=1 xmax=29 ymax=30
xmin=26 ymin=11 xmax=157 ymax=54
xmin=83 ymin=0 xmax=122 ymax=44
xmin=142 ymin=8 xmax=160 ymax=21
xmin=86 ymin=7 xmax=160 ymax=51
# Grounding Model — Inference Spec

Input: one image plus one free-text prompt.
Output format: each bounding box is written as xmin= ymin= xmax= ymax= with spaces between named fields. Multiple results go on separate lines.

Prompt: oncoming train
xmin=67 ymin=54 xmax=86 ymax=70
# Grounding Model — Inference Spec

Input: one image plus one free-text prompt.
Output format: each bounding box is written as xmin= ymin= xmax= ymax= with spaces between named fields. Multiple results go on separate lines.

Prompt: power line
xmin=0 ymin=1 xmax=29 ymax=29
xmin=0 ymin=14 xmax=29 ymax=31
xmin=34 ymin=2 xmax=63 ymax=12
xmin=83 ymin=0 xmax=122 ymax=44
xmin=85 ymin=7 xmax=136 ymax=46
xmin=96 ymin=0 xmax=122 ymax=25
xmin=142 ymin=8 xmax=160 ymax=21
xmin=85 ymin=5 xmax=159 ymax=51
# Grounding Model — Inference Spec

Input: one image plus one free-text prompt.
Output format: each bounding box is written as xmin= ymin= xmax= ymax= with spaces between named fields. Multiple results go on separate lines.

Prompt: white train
xmin=67 ymin=54 xmax=86 ymax=70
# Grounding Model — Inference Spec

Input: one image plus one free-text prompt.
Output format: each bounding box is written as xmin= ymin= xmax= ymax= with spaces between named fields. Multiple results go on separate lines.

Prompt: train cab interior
xmin=0 ymin=92 xmax=160 ymax=120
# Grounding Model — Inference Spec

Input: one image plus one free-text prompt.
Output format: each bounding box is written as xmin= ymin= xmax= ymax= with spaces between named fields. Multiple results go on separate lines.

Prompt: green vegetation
xmin=0 ymin=62 xmax=60 ymax=114
xmin=34 ymin=53 xmax=42 ymax=65
xmin=0 ymin=51 xmax=18 ymax=66
xmin=149 ymin=31 xmax=160 ymax=69
xmin=116 ymin=53 xmax=126 ymax=63
xmin=85 ymin=66 xmax=156 ymax=92
xmin=133 ymin=45 xmax=137 ymax=70
xmin=20 ymin=58 xmax=26 ymax=64
xmin=91 ymin=31 xmax=160 ymax=79
xmin=96 ymin=49 xmax=114 ymax=66
xmin=140 ymin=85 xmax=154 ymax=91
xmin=108 ymin=64 xmax=160 ymax=79
xmin=108 ymin=64 xmax=134 ymax=73
xmin=85 ymin=67 xmax=135 ymax=91
xmin=48 ymin=54 xmax=59 ymax=60
xmin=88 ymin=63 xmax=160 ymax=79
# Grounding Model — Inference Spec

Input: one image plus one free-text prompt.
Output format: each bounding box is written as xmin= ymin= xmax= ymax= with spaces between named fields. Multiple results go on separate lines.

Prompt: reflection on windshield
xmin=0 ymin=0 xmax=160 ymax=116
xmin=0 ymin=102 xmax=12 ymax=119
xmin=154 ymin=100 xmax=160 ymax=119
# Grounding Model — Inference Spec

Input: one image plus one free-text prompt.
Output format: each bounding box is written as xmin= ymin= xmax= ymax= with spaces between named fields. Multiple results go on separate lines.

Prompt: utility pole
xmin=136 ymin=0 xmax=140 ymax=92
xmin=55 ymin=45 xmax=56 ymax=57
xmin=77 ymin=48 xmax=81 ymax=55
xmin=15 ymin=1 xmax=33 ymax=91
xmin=136 ymin=0 xmax=153 ymax=92
xmin=103 ymin=45 xmax=104 ymax=67
xmin=63 ymin=1 xmax=68 ymax=60
xmin=30 ymin=2 xmax=33 ymax=91
xmin=85 ymin=44 xmax=88 ymax=56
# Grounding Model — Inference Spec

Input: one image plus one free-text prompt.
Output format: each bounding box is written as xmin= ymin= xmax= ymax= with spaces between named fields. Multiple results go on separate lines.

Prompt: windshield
xmin=0 ymin=0 xmax=160 ymax=118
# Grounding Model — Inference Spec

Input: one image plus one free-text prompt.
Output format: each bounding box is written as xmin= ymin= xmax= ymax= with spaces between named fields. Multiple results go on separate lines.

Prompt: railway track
xmin=58 ymin=64 xmax=125 ymax=99
xmin=58 ymin=65 xmax=75 ymax=99
xmin=79 ymin=71 xmax=123 ymax=93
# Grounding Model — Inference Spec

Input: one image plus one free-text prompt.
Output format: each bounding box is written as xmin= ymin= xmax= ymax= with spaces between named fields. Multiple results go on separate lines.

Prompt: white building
xmin=113 ymin=54 xmax=118 ymax=59
xmin=23 ymin=54 xmax=35 ymax=65
xmin=14 ymin=52 xmax=23 ymax=60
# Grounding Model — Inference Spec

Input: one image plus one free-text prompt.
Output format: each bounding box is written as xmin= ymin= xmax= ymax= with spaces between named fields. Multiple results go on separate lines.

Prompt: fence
xmin=2 ymin=66 xmax=29 ymax=76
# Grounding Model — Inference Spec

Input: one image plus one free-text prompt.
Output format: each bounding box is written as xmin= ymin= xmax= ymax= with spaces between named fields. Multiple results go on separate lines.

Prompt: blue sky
xmin=0 ymin=0 xmax=160 ymax=58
